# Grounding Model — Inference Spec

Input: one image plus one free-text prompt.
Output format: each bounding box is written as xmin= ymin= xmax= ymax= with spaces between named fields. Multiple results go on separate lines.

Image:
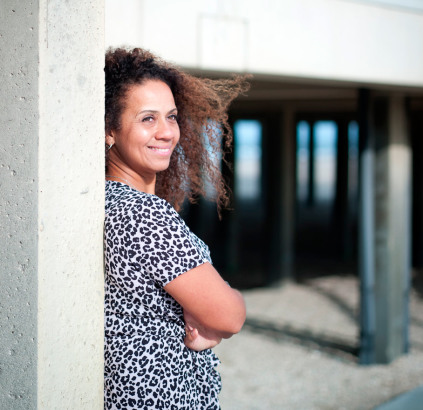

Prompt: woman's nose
xmin=156 ymin=118 xmax=175 ymax=140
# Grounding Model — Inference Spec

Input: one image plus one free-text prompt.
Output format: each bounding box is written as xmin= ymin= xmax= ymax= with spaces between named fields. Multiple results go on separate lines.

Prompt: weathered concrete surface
xmin=0 ymin=1 xmax=40 ymax=408
xmin=1 ymin=1 xmax=105 ymax=409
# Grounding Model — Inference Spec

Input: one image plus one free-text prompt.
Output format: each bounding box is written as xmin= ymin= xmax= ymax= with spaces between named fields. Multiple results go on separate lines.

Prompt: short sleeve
xmin=129 ymin=195 xmax=211 ymax=288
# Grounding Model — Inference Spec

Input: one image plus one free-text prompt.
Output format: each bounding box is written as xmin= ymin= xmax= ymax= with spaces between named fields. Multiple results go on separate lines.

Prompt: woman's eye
xmin=169 ymin=114 xmax=178 ymax=121
xmin=142 ymin=116 xmax=154 ymax=122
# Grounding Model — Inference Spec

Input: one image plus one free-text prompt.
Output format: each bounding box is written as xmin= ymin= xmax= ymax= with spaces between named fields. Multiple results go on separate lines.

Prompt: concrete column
xmin=358 ymin=89 xmax=376 ymax=364
xmin=373 ymin=94 xmax=411 ymax=362
xmin=280 ymin=109 xmax=296 ymax=279
xmin=268 ymin=110 xmax=295 ymax=283
xmin=333 ymin=119 xmax=350 ymax=259
xmin=410 ymin=111 xmax=423 ymax=268
xmin=0 ymin=2 xmax=39 ymax=407
xmin=0 ymin=1 xmax=105 ymax=409
xmin=359 ymin=91 xmax=411 ymax=364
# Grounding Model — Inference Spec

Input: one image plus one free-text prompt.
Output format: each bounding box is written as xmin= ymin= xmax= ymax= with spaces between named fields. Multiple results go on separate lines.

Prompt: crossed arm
xmin=164 ymin=262 xmax=246 ymax=351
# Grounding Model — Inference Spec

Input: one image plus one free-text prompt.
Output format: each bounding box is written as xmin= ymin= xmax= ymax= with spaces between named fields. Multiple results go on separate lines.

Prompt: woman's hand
xmin=183 ymin=310 xmax=222 ymax=351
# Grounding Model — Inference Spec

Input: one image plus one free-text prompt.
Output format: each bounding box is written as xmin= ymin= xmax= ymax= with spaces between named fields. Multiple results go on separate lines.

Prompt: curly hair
xmin=105 ymin=47 xmax=249 ymax=212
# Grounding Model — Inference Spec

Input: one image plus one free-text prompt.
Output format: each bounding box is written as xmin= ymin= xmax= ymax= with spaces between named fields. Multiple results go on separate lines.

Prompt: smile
xmin=148 ymin=147 xmax=172 ymax=155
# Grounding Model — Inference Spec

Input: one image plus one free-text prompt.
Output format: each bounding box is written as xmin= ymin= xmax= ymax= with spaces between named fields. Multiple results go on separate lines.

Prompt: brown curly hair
xmin=105 ymin=47 xmax=248 ymax=212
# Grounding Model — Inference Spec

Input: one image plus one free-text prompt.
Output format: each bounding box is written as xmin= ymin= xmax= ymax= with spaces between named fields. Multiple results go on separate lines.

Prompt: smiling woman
xmin=103 ymin=47 xmax=249 ymax=409
xmin=106 ymin=80 xmax=180 ymax=194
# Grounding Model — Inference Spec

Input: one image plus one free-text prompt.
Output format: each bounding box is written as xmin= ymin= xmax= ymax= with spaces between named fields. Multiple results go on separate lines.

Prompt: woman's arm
xmin=164 ymin=262 xmax=246 ymax=339
xmin=183 ymin=310 xmax=222 ymax=351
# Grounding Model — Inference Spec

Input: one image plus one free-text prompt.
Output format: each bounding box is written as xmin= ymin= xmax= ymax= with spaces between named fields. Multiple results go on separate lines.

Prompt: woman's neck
xmin=106 ymin=163 xmax=156 ymax=194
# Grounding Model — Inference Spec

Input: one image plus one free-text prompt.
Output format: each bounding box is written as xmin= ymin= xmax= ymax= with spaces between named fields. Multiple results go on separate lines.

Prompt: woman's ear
xmin=105 ymin=133 xmax=115 ymax=147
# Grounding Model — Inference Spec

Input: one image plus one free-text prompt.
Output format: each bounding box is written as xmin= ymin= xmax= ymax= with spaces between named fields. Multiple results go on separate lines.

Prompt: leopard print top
xmin=104 ymin=181 xmax=221 ymax=409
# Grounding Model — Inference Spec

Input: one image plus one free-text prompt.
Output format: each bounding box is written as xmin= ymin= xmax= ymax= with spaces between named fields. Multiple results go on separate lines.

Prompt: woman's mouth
xmin=148 ymin=146 xmax=172 ymax=155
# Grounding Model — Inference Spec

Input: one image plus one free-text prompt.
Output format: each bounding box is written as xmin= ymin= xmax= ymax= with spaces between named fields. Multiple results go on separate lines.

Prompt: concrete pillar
xmin=373 ymin=94 xmax=411 ymax=362
xmin=410 ymin=111 xmax=423 ymax=269
xmin=333 ymin=119 xmax=350 ymax=260
xmin=280 ymin=109 xmax=296 ymax=279
xmin=0 ymin=2 xmax=39 ymax=407
xmin=359 ymin=91 xmax=411 ymax=364
xmin=0 ymin=1 xmax=105 ymax=409
xmin=358 ymin=89 xmax=376 ymax=364
xmin=268 ymin=110 xmax=295 ymax=283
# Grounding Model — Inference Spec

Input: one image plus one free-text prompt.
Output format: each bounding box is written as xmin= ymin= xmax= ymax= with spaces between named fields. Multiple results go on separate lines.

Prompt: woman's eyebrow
xmin=136 ymin=108 xmax=178 ymax=116
xmin=136 ymin=109 xmax=158 ymax=116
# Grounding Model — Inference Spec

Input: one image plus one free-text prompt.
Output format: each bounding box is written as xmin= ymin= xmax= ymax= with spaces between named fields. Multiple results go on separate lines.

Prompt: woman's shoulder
xmin=105 ymin=180 xmax=182 ymax=225
xmin=105 ymin=181 xmax=211 ymax=264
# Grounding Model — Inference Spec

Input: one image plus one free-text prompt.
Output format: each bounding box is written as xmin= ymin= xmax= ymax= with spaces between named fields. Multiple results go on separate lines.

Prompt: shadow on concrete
xmin=412 ymin=268 xmax=423 ymax=299
xmin=410 ymin=316 xmax=423 ymax=330
xmin=243 ymin=317 xmax=359 ymax=363
xmin=302 ymin=280 xmax=358 ymax=323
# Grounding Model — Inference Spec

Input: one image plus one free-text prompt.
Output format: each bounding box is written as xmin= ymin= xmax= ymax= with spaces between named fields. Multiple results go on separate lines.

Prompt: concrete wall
xmin=1 ymin=1 xmax=105 ymax=408
xmin=0 ymin=1 xmax=39 ymax=407
xmin=106 ymin=0 xmax=423 ymax=88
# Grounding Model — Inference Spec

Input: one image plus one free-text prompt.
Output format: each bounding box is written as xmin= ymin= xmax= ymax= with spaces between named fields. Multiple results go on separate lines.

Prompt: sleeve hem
xmin=160 ymin=259 xmax=211 ymax=288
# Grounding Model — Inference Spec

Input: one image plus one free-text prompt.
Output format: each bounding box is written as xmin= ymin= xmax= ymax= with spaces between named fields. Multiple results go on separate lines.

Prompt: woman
xmin=104 ymin=47 xmax=247 ymax=409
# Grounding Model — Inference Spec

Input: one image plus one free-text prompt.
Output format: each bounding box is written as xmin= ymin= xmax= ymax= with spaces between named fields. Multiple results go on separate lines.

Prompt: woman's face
xmin=108 ymin=80 xmax=180 ymax=179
